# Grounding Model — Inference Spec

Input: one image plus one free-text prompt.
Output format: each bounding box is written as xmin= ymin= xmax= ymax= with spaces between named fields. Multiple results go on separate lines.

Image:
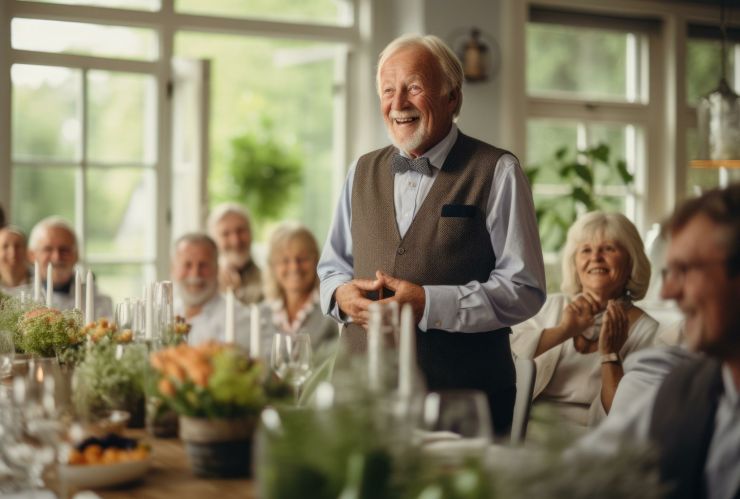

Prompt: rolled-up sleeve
xmin=420 ymin=154 xmax=547 ymax=332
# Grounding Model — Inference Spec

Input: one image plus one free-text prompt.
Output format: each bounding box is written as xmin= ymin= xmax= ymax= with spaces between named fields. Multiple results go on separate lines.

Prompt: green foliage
xmin=73 ymin=338 xmax=149 ymax=419
xmin=151 ymin=343 xmax=289 ymax=419
xmin=16 ymin=306 xmax=84 ymax=357
xmin=222 ymin=124 xmax=303 ymax=221
xmin=526 ymin=143 xmax=634 ymax=252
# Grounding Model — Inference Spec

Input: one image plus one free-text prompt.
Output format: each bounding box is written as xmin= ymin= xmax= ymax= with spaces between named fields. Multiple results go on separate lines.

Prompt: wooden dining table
xmin=62 ymin=431 xmax=257 ymax=499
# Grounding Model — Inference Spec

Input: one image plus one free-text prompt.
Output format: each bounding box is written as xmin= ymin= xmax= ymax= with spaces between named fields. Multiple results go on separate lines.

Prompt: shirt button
xmin=397 ymin=247 xmax=405 ymax=255
xmin=435 ymin=321 xmax=441 ymax=327
xmin=411 ymin=183 xmax=417 ymax=188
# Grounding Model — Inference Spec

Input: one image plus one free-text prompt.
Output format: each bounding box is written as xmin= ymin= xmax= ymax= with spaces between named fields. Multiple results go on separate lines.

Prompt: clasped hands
xmin=560 ymin=292 xmax=629 ymax=355
xmin=334 ymin=271 xmax=425 ymax=328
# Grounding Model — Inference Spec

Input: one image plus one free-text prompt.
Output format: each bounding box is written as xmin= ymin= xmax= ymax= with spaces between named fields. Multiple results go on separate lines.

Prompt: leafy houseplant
xmin=223 ymin=128 xmax=302 ymax=221
xmin=525 ymin=143 xmax=634 ymax=252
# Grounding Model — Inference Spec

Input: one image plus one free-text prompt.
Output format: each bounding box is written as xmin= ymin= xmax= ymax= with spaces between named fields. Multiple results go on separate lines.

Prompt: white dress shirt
xmin=317 ymin=124 xmax=546 ymax=332
xmin=175 ymin=292 xmax=251 ymax=349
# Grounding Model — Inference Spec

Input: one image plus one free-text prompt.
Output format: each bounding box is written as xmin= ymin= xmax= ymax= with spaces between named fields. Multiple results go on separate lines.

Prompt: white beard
xmin=221 ymin=250 xmax=251 ymax=269
xmin=175 ymin=278 xmax=217 ymax=307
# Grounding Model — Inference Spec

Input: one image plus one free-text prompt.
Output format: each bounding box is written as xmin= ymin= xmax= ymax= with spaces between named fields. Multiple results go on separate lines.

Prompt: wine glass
xmin=115 ymin=299 xmax=133 ymax=331
xmin=418 ymin=390 xmax=492 ymax=469
xmin=0 ymin=329 xmax=14 ymax=379
xmin=271 ymin=333 xmax=313 ymax=401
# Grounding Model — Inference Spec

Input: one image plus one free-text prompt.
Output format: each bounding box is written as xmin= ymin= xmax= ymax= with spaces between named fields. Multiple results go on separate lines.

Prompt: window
xmin=3 ymin=0 xmax=355 ymax=305
xmin=525 ymin=7 xmax=657 ymax=290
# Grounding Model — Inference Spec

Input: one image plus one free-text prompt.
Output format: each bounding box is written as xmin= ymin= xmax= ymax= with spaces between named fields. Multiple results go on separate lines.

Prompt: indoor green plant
xmin=150 ymin=341 xmax=289 ymax=477
xmin=73 ymin=337 xmax=149 ymax=427
xmin=525 ymin=143 xmax=634 ymax=252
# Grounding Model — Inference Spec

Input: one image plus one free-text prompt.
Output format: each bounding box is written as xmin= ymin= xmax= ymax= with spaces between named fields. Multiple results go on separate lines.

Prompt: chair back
xmin=510 ymin=356 xmax=536 ymax=445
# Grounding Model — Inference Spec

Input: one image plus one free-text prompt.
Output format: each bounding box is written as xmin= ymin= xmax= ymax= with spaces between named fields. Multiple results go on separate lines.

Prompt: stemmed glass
xmin=270 ymin=333 xmax=313 ymax=401
xmin=3 ymin=370 xmax=66 ymax=492
xmin=418 ymin=389 xmax=492 ymax=469
xmin=0 ymin=329 xmax=14 ymax=379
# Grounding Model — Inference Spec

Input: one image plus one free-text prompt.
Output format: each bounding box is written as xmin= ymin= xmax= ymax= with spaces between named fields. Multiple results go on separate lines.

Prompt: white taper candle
xmin=225 ymin=288 xmax=235 ymax=343
xmin=74 ymin=269 xmax=82 ymax=311
xmin=399 ymin=304 xmax=415 ymax=398
xmin=33 ymin=261 xmax=41 ymax=302
xmin=368 ymin=306 xmax=381 ymax=391
xmin=249 ymin=303 xmax=261 ymax=359
xmin=45 ymin=263 xmax=53 ymax=307
xmin=85 ymin=270 xmax=94 ymax=324
xmin=145 ymin=282 xmax=153 ymax=340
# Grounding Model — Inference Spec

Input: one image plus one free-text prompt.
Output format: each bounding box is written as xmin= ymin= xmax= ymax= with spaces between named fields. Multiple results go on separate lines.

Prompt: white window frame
xmin=0 ymin=0 xmax=359 ymax=283
xmin=500 ymin=0 xmax=738 ymax=236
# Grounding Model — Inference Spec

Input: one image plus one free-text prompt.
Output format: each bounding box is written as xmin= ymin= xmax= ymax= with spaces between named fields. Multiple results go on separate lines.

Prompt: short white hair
xmin=561 ymin=211 xmax=651 ymax=300
xmin=206 ymin=203 xmax=252 ymax=238
xmin=376 ymin=34 xmax=464 ymax=118
xmin=28 ymin=216 xmax=77 ymax=251
xmin=171 ymin=232 xmax=218 ymax=265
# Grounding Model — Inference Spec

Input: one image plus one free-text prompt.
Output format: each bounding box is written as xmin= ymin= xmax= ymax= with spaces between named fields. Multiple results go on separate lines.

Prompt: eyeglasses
xmin=661 ymin=259 xmax=727 ymax=283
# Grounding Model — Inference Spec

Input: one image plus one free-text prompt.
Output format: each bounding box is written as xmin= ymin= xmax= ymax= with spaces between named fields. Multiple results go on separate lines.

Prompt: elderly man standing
xmin=171 ymin=233 xmax=250 ymax=347
xmin=28 ymin=216 xmax=112 ymax=318
xmin=207 ymin=203 xmax=263 ymax=305
xmin=580 ymin=184 xmax=740 ymax=499
xmin=318 ymin=34 xmax=546 ymax=436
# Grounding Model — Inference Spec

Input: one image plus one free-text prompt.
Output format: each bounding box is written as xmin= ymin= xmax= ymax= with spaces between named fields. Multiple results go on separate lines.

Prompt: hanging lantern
xmin=691 ymin=1 xmax=740 ymax=172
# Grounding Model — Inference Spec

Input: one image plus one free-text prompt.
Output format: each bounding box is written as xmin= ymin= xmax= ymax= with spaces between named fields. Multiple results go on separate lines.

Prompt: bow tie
xmin=391 ymin=153 xmax=433 ymax=176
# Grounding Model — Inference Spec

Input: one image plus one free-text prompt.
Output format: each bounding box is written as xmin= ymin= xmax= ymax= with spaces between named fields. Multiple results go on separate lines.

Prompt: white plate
xmin=59 ymin=457 xmax=151 ymax=489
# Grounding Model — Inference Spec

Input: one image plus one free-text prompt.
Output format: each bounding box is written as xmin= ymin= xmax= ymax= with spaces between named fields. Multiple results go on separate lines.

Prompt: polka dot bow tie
xmin=391 ymin=153 xmax=433 ymax=176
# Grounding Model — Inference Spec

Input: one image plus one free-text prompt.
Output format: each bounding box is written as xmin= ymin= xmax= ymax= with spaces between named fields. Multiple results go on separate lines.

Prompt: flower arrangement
xmin=0 ymin=294 xmax=36 ymax=352
xmin=151 ymin=342 xmax=288 ymax=419
xmin=17 ymin=306 xmax=84 ymax=357
xmin=158 ymin=315 xmax=191 ymax=347
xmin=82 ymin=318 xmax=133 ymax=344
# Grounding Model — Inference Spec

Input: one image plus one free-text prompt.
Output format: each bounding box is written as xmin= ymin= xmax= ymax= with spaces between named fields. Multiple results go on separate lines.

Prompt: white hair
xmin=28 ymin=216 xmax=77 ymax=251
xmin=376 ymin=34 xmax=464 ymax=118
xmin=207 ymin=203 xmax=252 ymax=238
xmin=561 ymin=211 xmax=651 ymax=300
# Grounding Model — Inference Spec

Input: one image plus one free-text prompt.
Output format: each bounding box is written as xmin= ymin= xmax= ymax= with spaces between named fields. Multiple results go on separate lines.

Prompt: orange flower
xmin=158 ymin=378 xmax=176 ymax=397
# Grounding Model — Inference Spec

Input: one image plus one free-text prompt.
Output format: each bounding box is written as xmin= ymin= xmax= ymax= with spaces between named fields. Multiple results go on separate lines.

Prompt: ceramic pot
xmin=179 ymin=416 xmax=255 ymax=478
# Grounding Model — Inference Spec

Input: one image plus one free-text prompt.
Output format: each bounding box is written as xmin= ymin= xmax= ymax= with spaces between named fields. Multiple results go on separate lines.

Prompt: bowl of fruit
xmin=60 ymin=433 xmax=151 ymax=489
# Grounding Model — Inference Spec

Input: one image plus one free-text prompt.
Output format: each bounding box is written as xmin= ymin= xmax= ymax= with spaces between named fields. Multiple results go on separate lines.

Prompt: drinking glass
xmin=115 ymin=299 xmax=134 ymax=331
xmin=154 ymin=281 xmax=175 ymax=339
xmin=271 ymin=333 xmax=313 ymax=401
xmin=419 ymin=389 xmax=492 ymax=468
xmin=0 ymin=329 xmax=14 ymax=378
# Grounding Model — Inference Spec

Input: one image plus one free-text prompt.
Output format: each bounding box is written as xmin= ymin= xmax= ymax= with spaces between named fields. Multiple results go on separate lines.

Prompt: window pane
xmin=176 ymin=0 xmax=352 ymax=27
xmin=175 ymin=33 xmax=340 ymax=243
xmin=18 ymin=0 xmax=159 ymax=10
xmin=686 ymin=127 xmax=721 ymax=195
xmin=86 ymin=168 xmax=155 ymax=259
xmin=527 ymin=23 xmax=633 ymax=101
xmin=587 ymin=123 xmax=631 ymax=186
xmin=11 ymin=166 xmax=76 ymax=234
xmin=91 ymin=263 xmax=152 ymax=311
xmin=12 ymin=19 xmax=158 ymax=61
xmin=88 ymin=71 xmax=156 ymax=164
xmin=526 ymin=119 xmax=578 ymax=185
xmin=686 ymin=39 xmax=739 ymax=106
xmin=12 ymin=65 xmax=81 ymax=162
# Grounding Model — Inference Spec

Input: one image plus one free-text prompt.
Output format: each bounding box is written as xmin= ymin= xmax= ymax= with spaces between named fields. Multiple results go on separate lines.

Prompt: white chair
xmin=510 ymin=356 xmax=536 ymax=445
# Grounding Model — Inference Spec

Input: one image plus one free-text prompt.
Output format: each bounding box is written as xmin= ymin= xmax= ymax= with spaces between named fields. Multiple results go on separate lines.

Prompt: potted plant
xmin=73 ymin=333 xmax=149 ymax=428
xmin=17 ymin=306 xmax=84 ymax=360
xmin=150 ymin=342 xmax=289 ymax=478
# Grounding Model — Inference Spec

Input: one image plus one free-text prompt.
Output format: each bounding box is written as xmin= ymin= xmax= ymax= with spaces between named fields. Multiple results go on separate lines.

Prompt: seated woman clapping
xmin=511 ymin=212 xmax=658 ymax=428
xmin=260 ymin=222 xmax=338 ymax=350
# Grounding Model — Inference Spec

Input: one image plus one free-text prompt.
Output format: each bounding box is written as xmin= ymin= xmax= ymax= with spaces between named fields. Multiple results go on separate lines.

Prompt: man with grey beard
xmin=317 ymin=34 xmax=545 ymax=437
xmin=172 ymin=233 xmax=250 ymax=346
xmin=207 ymin=203 xmax=263 ymax=305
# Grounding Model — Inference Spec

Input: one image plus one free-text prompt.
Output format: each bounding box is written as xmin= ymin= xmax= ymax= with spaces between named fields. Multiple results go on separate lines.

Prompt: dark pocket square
xmin=441 ymin=204 xmax=476 ymax=218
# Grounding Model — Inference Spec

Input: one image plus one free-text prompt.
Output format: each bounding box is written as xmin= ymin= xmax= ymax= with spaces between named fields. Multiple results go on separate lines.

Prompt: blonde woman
xmin=512 ymin=212 xmax=658 ymax=428
xmin=261 ymin=222 xmax=338 ymax=350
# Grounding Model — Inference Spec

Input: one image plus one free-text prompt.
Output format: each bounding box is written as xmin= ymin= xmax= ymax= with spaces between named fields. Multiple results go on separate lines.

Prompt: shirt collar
xmin=398 ymin=123 xmax=459 ymax=171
